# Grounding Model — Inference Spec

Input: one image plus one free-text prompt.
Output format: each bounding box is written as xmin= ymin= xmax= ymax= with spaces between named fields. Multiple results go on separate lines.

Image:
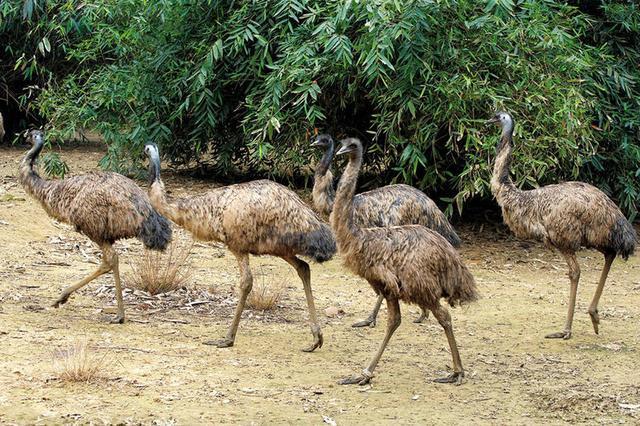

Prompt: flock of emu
xmin=14 ymin=112 xmax=638 ymax=386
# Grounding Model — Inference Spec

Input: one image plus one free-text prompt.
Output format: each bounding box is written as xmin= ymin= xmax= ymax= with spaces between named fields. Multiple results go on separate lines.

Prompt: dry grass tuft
xmin=246 ymin=280 xmax=285 ymax=311
xmin=53 ymin=340 xmax=109 ymax=383
xmin=127 ymin=240 xmax=193 ymax=295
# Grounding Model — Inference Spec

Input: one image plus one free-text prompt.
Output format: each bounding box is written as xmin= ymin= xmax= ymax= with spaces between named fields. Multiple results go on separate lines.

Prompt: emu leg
xmin=431 ymin=303 xmax=465 ymax=385
xmin=413 ymin=307 xmax=430 ymax=324
xmin=546 ymin=251 xmax=579 ymax=340
xmin=588 ymin=253 xmax=615 ymax=335
xmin=52 ymin=245 xmax=112 ymax=308
xmin=352 ymin=293 xmax=383 ymax=328
xmin=109 ymin=248 xmax=125 ymax=324
xmin=204 ymin=252 xmax=252 ymax=348
xmin=340 ymin=296 xmax=401 ymax=385
xmin=285 ymin=256 xmax=323 ymax=352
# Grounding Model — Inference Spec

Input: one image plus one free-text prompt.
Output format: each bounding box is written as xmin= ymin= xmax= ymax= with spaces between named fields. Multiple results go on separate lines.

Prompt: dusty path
xmin=0 ymin=145 xmax=639 ymax=424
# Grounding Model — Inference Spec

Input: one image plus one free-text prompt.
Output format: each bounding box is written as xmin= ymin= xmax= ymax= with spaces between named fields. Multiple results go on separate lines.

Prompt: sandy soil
xmin=0 ymin=144 xmax=639 ymax=425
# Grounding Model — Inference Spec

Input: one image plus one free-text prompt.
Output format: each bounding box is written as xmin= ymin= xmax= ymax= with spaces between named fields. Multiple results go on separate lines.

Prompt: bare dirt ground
xmin=1 ymin=144 xmax=639 ymax=425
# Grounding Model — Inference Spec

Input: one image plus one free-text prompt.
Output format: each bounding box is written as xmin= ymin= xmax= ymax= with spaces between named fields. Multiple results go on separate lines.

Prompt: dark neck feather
xmin=491 ymin=125 xmax=516 ymax=197
xmin=19 ymin=137 xmax=50 ymax=201
xmin=331 ymin=148 xmax=362 ymax=241
xmin=315 ymin=141 xmax=335 ymax=178
xmin=148 ymin=151 xmax=161 ymax=186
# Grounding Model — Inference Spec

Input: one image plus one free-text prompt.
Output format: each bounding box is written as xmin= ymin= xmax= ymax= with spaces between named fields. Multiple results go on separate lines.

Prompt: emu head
xmin=310 ymin=134 xmax=334 ymax=149
xmin=27 ymin=129 xmax=45 ymax=147
xmin=336 ymin=138 xmax=362 ymax=157
xmin=144 ymin=143 xmax=161 ymax=184
xmin=486 ymin=111 xmax=514 ymax=135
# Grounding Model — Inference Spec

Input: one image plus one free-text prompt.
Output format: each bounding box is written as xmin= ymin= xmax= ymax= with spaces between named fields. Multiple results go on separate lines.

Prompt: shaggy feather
xmin=312 ymin=134 xmax=460 ymax=246
xmin=331 ymin=138 xmax=477 ymax=309
xmin=19 ymin=131 xmax=171 ymax=249
xmin=490 ymin=113 xmax=636 ymax=258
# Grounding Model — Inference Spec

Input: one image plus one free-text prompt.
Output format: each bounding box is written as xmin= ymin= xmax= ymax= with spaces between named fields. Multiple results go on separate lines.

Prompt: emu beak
xmin=310 ymin=139 xmax=322 ymax=147
xmin=485 ymin=117 xmax=499 ymax=125
xmin=336 ymin=145 xmax=350 ymax=156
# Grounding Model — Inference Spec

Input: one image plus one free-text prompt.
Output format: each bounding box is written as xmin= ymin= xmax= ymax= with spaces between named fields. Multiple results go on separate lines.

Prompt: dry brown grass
xmin=246 ymin=279 xmax=285 ymax=311
xmin=127 ymin=240 xmax=193 ymax=295
xmin=53 ymin=340 xmax=109 ymax=383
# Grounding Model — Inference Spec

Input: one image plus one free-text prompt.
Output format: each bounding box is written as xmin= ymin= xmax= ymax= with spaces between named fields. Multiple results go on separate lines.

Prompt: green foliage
xmin=41 ymin=151 xmax=69 ymax=178
xmin=2 ymin=0 xmax=638 ymax=217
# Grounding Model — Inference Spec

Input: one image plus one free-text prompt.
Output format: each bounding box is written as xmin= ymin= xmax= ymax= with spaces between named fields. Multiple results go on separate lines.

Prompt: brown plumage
xmin=488 ymin=112 xmax=637 ymax=339
xmin=145 ymin=143 xmax=336 ymax=352
xmin=311 ymin=134 xmax=461 ymax=327
xmin=19 ymin=130 xmax=172 ymax=323
xmin=330 ymin=138 xmax=477 ymax=385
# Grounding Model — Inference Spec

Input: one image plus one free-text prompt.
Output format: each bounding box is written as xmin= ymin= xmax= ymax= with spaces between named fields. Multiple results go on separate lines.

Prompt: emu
xmin=488 ymin=112 xmax=637 ymax=339
xmin=331 ymin=137 xmax=477 ymax=385
xmin=19 ymin=130 xmax=172 ymax=323
xmin=144 ymin=143 xmax=336 ymax=352
xmin=311 ymin=134 xmax=461 ymax=327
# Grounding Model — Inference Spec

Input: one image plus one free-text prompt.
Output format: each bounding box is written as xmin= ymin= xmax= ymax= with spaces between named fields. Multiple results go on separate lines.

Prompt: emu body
xmin=19 ymin=130 xmax=171 ymax=323
xmin=330 ymin=138 xmax=477 ymax=385
xmin=311 ymin=134 xmax=460 ymax=327
xmin=145 ymin=144 xmax=336 ymax=352
xmin=488 ymin=112 xmax=636 ymax=339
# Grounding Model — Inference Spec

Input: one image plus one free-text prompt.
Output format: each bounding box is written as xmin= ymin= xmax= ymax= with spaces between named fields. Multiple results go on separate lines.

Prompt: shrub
xmin=53 ymin=339 xmax=109 ymax=383
xmin=127 ymin=240 xmax=193 ymax=295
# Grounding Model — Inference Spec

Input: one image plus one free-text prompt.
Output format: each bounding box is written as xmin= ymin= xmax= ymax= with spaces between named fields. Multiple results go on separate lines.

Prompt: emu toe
xmin=413 ymin=311 xmax=429 ymax=324
xmin=434 ymin=371 xmax=464 ymax=385
xmin=545 ymin=330 xmax=572 ymax=340
xmin=203 ymin=338 xmax=234 ymax=348
xmin=589 ymin=309 xmax=600 ymax=334
xmin=109 ymin=315 xmax=125 ymax=324
xmin=302 ymin=331 xmax=323 ymax=353
xmin=338 ymin=373 xmax=372 ymax=386
xmin=351 ymin=317 xmax=376 ymax=328
xmin=51 ymin=293 xmax=70 ymax=308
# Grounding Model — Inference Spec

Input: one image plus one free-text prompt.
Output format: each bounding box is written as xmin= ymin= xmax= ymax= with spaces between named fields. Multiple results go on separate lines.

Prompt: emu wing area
xmin=348 ymin=225 xmax=473 ymax=307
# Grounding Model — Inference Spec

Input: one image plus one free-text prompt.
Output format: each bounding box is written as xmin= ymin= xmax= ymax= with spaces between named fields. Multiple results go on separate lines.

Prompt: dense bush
xmin=2 ymin=0 xmax=639 ymax=218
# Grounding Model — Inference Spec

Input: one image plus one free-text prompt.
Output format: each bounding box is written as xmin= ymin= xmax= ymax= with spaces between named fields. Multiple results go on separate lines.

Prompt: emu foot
xmin=339 ymin=369 xmax=373 ymax=386
xmin=302 ymin=328 xmax=323 ymax=352
xmin=545 ymin=330 xmax=572 ymax=340
xmin=413 ymin=311 xmax=429 ymax=324
xmin=589 ymin=309 xmax=600 ymax=334
xmin=51 ymin=293 xmax=70 ymax=308
xmin=203 ymin=338 xmax=234 ymax=348
xmin=109 ymin=315 xmax=125 ymax=324
xmin=434 ymin=371 xmax=464 ymax=385
xmin=351 ymin=317 xmax=376 ymax=328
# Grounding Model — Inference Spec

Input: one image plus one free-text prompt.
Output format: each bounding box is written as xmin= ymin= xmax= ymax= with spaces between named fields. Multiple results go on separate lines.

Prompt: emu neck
xmin=148 ymin=159 xmax=179 ymax=224
xmin=490 ymin=126 xmax=517 ymax=200
xmin=331 ymin=150 xmax=362 ymax=243
xmin=18 ymin=140 xmax=52 ymax=202
xmin=315 ymin=143 xmax=335 ymax=178
xmin=312 ymin=144 xmax=336 ymax=215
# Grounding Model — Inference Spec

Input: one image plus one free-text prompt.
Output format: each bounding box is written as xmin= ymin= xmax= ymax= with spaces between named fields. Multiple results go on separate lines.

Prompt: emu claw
xmin=589 ymin=309 xmax=600 ymax=334
xmin=413 ymin=311 xmax=429 ymax=324
xmin=352 ymin=317 xmax=376 ymax=328
xmin=203 ymin=338 xmax=234 ymax=348
xmin=52 ymin=293 xmax=70 ymax=308
xmin=339 ymin=370 xmax=373 ymax=386
xmin=302 ymin=330 xmax=323 ymax=353
xmin=434 ymin=372 xmax=464 ymax=385
xmin=545 ymin=330 xmax=572 ymax=340
xmin=109 ymin=315 xmax=125 ymax=324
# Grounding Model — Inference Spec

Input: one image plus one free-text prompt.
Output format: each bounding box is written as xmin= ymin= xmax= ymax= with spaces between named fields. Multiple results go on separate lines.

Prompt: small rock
xmin=322 ymin=415 xmax=337 ymax=426
xmin=325 ymin=306 xmax=344 ymax=318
